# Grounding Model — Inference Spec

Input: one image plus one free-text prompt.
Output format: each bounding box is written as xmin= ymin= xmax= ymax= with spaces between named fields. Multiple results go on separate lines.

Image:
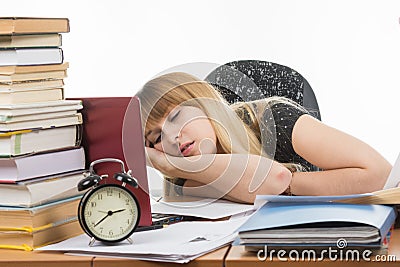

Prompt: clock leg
xmin=127 ymin=237 xmax=133 ymax=244
xmin=88 ymin=237 xmax=96 ymax=247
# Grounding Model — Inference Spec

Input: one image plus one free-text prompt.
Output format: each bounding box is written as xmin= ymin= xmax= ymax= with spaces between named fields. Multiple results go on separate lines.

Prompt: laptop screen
xmin=68 ymin=96 xmax=152 ymax=226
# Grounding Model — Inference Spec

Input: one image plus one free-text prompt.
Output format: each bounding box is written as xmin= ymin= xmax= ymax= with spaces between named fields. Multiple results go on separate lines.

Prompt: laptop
xmin=69 ymin=96 xmax=153 ymax=226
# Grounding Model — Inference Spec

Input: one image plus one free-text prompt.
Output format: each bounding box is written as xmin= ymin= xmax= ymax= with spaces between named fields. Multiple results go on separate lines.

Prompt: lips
xmin=180 ymin=141 xmax=195 ymax=156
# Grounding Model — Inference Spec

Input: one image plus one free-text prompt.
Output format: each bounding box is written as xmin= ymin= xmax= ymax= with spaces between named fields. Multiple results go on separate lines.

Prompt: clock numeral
xmin=107 ymin=189 xmax=113 ymax=196
xmin=125 ymin=199 xmax=130 ymax=205
xmin=97 ymin=194 xmax=103 ymax=200
xmin=120 ymin=227 xmax=124 ymax=234
xmin=129 ymin=209 xmax=134 ymax=215
xmin=100 ymin=227 xmax=104 ymax=233
xmin=109 ymin=230 xmax=114 ymax=236
xmin=85 ymin=211 xmax=92 ymax=217
xmin=91 ymin=202 xmax=96 ymax=208
xmin=118 ymin=192 xmax=121 ymax=198
xmin=127 ymin=218 xmax=130 ymax=225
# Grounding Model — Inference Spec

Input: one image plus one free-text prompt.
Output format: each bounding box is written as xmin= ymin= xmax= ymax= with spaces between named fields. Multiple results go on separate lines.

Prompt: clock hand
xmin=98 ymin=209 xmax=125 ymax=214
xmin=111 ymin=209 xmax=126 ymax=214
xmin=94 ymin=209 xmax=126 ymax=227
xmin=94 ymin=213 xmax=112 ymax=227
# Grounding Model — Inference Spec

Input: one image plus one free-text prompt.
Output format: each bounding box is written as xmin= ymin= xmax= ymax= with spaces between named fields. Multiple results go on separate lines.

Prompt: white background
xmin=2 ymin=0 xmax=400 ymax=163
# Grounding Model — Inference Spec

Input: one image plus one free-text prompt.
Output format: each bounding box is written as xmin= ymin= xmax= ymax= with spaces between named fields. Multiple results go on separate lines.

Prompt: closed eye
xmin=145 ymin=134 xmax=161 ymax=147
xmin=146 ymin=129 xmax=162 ymax=147
xmin=145 ymin=139 xmax=154 ymax=148
xmin=154 ymin=134 xmax=161 ymax=144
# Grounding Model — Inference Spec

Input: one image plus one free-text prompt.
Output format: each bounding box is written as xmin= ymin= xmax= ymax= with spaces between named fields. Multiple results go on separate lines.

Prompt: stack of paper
xmin=151 ymin=197 xmax=255 ymax=219
xmin=38 ymin=216 xmax=249 ymax=263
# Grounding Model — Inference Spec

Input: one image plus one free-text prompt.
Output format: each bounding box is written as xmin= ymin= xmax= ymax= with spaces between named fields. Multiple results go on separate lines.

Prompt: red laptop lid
xmin=68 ymin=97 xmax=152 ymax=226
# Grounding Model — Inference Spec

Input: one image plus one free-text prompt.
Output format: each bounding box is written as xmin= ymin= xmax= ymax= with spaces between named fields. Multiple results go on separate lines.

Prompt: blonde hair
xmin=136 ymin=72 xmax=262 ymax=156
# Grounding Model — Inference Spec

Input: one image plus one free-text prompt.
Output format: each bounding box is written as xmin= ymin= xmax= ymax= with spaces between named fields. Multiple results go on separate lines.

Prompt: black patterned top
xmin=235 ymin=99 xmax=318 ymax=172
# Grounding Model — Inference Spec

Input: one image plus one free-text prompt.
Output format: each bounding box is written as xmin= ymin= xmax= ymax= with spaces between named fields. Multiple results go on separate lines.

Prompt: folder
xmin=236 ymin=202 xmax=396 ymax=248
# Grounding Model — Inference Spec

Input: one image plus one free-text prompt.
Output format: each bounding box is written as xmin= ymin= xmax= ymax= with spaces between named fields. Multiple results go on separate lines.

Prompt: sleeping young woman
xmin=136 ymin=72 xmax=392 ymax=204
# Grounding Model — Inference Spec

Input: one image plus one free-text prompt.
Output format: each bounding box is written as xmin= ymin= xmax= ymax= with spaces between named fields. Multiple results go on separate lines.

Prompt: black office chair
xmin=205 ymin=60 xmax=321 ymax=121
xmin=205 ymin=60 xmax=321 ymax=171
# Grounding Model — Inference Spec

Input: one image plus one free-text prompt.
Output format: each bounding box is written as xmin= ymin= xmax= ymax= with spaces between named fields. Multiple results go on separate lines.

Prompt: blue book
xmin=236 ymin=202 xmax=396 ymax=248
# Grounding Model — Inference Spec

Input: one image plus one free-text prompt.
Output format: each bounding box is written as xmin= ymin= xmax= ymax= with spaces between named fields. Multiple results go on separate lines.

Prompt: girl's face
xmin=145 ymin=105 xmax=217 ymax=157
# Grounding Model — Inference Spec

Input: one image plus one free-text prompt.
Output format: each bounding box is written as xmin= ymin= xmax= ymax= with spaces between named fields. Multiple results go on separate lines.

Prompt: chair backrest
xmin=205 ymin=60 xmax=321 ymax=171
xmin=205 ymin=60 xmax=321 ymax=120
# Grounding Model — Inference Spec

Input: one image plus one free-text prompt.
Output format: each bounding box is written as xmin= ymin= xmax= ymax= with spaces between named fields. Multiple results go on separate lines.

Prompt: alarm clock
xmin=77 ymin=158 xmax=141 ymax=246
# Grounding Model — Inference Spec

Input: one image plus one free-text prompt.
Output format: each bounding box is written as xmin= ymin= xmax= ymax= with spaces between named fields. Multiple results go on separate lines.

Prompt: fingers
xmin=145 ymin=147 xmax=155 ymax=168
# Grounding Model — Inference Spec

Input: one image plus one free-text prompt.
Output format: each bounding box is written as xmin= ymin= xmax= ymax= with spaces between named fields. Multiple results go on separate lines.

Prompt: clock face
xmin=79 ymin=184 xmax=140 ymax=243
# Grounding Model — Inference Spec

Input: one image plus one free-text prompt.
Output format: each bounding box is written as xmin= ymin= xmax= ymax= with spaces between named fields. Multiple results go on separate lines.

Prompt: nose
xmin=162 ymin=124 xmax=181 ymax=145
xmin=160 ymin=126 xmax=182 ymax=155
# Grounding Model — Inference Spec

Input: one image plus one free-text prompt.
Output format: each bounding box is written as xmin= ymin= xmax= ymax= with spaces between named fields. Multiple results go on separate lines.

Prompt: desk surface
xmin=0 ymin=245 xmax=229 ymax=267
xmin=0 ymin=250 xmax=91 ymax=267
xmin=1 ymin=229 xmax=399 ymax=267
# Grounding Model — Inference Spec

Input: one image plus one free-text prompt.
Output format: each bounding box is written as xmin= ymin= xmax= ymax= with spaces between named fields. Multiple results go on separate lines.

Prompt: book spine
xmin=0 ymin=48 xmax=64 ymax=66
xmin=0 ymin=216 xmax=78 ymax=233
xmin=0 ymin=19 xmax=14 ymax=35
xmin=0 ymin=36 xmax=12 ymax=47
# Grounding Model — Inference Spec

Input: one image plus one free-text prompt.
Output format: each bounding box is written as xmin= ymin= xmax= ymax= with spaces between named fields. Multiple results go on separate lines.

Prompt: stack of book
xmin=0 ymin=17 xmax=85 ymax=251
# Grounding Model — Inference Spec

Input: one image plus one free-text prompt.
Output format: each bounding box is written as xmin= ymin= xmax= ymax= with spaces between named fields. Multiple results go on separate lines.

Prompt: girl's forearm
xmin=164 ymin=153 xmax=292 ymax=203
xmin=291 ymin=167 xmax=387 ymax=196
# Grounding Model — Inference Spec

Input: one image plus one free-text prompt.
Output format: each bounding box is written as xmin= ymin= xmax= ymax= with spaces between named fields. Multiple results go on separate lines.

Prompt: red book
xmin=68 ymin=97 xmax=152 ymax=226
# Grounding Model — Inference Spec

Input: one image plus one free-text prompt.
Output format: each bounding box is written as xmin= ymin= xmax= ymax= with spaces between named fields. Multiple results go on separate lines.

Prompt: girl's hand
xmin=145 ymin=147 xmax=175 ymax=175
xmin=146 ymin=147 xmax=214 ymax=177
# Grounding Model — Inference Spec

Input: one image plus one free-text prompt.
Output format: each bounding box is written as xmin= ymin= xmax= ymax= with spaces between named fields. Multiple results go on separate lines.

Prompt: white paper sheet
xmin=151 ymin=197 xmax=254 ymax=219
xmin=383 ymin=153 xmax=400 ymax=189
xmin=38 ymin=216 xmax=250 ymax=263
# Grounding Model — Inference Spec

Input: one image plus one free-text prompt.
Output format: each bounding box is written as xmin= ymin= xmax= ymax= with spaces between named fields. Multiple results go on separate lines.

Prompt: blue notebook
xmin=235 ymin=202 xmax=396 ymax=247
